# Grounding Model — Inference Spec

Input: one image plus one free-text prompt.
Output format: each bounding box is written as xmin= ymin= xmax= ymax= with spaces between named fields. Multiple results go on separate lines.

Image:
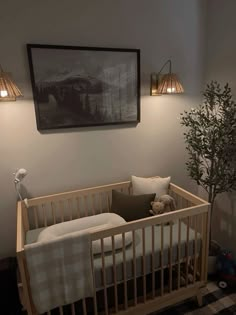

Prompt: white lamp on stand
xmin=14 ymin=168 xmax=29 ymax=207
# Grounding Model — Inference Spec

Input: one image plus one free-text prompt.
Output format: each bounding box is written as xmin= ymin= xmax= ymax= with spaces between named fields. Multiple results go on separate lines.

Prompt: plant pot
xmin=208 ymin=255 xmax=217 ymax=275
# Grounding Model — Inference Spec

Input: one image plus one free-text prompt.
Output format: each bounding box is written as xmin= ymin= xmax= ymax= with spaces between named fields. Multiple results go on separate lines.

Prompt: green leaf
xmin=180 ymin=81 xmax=236 ymax=204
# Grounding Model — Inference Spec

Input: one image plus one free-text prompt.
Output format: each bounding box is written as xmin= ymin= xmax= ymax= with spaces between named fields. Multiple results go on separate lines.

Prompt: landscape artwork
xmin=27 ymin=44 xmax=140 ymax=130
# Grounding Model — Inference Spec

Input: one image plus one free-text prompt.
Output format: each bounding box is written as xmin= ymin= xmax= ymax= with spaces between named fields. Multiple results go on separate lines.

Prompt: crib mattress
xmin=26 ymin=222 xmax=201 ymax=290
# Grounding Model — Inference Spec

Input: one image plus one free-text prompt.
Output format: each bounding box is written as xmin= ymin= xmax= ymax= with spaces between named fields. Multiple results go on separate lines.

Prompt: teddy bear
xmin=149 ymin=194 xmax=176 ymax=216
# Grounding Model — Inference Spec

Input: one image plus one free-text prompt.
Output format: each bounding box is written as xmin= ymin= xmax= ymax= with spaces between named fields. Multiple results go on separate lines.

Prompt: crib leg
xmin=196 ymin=290 xmax=203 ymax=307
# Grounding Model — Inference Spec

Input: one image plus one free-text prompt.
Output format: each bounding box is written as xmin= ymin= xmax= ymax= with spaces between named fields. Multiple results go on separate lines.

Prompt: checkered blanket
xmin=25 ymin=230 xmax=94 ymax=314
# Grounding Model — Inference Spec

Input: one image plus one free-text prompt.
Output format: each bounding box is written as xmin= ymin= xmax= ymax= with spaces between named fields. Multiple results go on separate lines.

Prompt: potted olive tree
xmin=180 ymin=81 xmax=236 ymax=273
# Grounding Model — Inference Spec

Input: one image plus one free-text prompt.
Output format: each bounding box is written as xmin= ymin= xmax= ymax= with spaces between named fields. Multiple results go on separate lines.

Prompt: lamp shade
xmin=157 ymin=73 xmax=184 ymax=94
xmin=0 ymin=66 xmax=23 ymax=101
xmin=150 ymin=59 xmax=184 ymax=96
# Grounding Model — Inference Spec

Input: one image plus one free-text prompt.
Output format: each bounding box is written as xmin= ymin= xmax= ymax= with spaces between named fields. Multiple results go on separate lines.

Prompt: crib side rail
xmin=26 ymin=181 xmax=131 ymax=206
xmin=88 ymin=202 xmax=210 ymax=315
xmin=90 ymin=203 xmax=209 ymax=240
xmin=25 ymin=181 xmax=131 ymax=229
xmin=22 ymin=179 xmax=209 ymax=231
xmin=169 ymin=183 xmax=208 ymax=206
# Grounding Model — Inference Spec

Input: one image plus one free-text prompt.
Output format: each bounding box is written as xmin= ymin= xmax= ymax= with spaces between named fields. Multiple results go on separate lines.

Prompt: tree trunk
xmin=208 ymin=195 xmax=217 ymax=255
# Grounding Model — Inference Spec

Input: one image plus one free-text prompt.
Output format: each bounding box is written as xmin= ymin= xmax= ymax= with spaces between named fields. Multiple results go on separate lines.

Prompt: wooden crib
xmin=16 ymin=177 xmax=210 ymax=315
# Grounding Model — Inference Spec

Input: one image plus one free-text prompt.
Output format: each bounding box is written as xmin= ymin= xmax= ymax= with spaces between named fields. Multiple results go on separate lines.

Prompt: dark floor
xmin=19 ymin=280 xmax=236 ymax=315
xmin=154 ymin=281 xmax=236 ymax=314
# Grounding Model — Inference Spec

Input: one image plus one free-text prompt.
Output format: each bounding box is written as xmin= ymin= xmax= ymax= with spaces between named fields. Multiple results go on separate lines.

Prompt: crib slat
xmin=92 ymin=194 xmax=96 ymax=215
xmin=201 ymin=213 xmax=207 ymax=281
xmin=112 ymin=235 xmax=118 ymax=313
xmin=101 ymin=238 xmax=108 ymax=315
xmin=184 ymin=198 xmax=188 ymax=209
xmin=197 ymin=213 xmax=201 ymax=234
xmin=42 ymin=204 xmax=47 ymax=227
xmin=173 ymin=191 xmax=177 ymax=206
xmin=76 ymin=197 xmax=81 ymax=218
xmin=142 ymin=228 xmax=146 ymax=303
xmin=175 ymin=193 xmax=180 ymax=210
xmin=68 ymin=199 xmax=73 ymax=220
xmin=90 ymin=243 xmax=98 ymax=315
xmin=132 ymin=230 xmax=137 ymax=306
xmin=82 ymin=299 xmax=87 ymax=315
xmin=185 ymin=216 xmax=190 ymax=287
xmin=122 ymin=233 xmax=128 ymax=309
xmin=59 ymin=306 xmax=63 ymax=315
xmin=71 ymin=303 xmax=76 ymax=315
xmin=99 ymin=192 xmax=103 ymax=213
xmin=60 ymin=200 xmax=64 ymax=222
xmin=199 ymin=213 xmax=203 ymax=281
xmin=169 ymin=221 xmax=173 ymax=293
xmin=106 ymin=193 xmax=110 ymax=212
xmin=151 ymin=225 xmax=155 ymax=299
xmin=51 ymin=202 xmax=56 ymax=224
xmin=84 ymin=195 xmax=88 ymax=216
xmin=180 ymin=195 xmax=184 ymax=209
xmin=160 ymin=223 xmax=164 ymax=296
xmin=205 ymin=208 xmax=210 ymax=282
xmin=193 ymin=215 xmax=198 ymax=283
xmin=178 ymin=219 xmax=181 ymax=289
xmin=33 ymin=206 xmax=39 ymax=229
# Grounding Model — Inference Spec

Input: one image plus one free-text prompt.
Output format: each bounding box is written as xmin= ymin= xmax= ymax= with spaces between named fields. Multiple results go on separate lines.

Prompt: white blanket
xmin=25 ymin=230 xmax=93 ymax=314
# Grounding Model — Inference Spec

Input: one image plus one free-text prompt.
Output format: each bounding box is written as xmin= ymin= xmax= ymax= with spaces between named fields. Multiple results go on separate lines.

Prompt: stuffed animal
xmin=158 ymin=194 xmax=176 ymax=211
xmin=149 ymin=201 xmax=165 ymax=216
xmin=149 ymin=194 xmax=176 ymax=216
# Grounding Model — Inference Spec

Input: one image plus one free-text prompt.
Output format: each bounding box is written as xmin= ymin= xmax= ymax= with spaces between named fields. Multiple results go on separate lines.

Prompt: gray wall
xmin=206 ymin=0 xmax=236 ymax=255
xmin=0 ymin=0 xmax=206 ymax=258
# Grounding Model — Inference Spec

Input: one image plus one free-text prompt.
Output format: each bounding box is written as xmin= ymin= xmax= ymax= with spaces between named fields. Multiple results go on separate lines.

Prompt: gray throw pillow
xmin=111 ymin=190 xmax=156 ymax=222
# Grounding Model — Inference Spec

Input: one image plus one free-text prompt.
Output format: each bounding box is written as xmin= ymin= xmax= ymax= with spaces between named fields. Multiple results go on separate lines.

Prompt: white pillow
xmin=131 ymin=176 xmax=171 ymax=198
xmin=37 ymin=213 xmax=132 ymax=254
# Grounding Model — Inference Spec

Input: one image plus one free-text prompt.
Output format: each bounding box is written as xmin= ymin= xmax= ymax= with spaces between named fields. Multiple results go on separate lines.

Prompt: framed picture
xmin=27 ymin=44 xmax=140 ymax=130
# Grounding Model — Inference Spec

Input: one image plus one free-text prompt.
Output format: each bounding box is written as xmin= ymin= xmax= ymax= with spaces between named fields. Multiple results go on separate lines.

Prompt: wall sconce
xmin=0 ymin=65 xmax=23 ymax=101
xmin=150 ymin=59 xmax=184 ymax=96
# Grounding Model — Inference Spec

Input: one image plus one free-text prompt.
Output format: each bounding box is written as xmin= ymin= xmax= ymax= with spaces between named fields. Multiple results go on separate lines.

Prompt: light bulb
xmin=167 ymin=87 xmax=176 ymax=93
xmin=0 ymin=90 xmax=8 ymax=97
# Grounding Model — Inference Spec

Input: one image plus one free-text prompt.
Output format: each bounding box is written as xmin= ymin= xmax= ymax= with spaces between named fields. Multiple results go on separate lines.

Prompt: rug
xmin=153 ymin=282 xmax=236 ymax=315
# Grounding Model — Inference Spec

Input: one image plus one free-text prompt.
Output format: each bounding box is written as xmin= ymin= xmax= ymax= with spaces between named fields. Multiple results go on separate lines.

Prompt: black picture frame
xmin=27 ymin=44 xmax=140 ymax=130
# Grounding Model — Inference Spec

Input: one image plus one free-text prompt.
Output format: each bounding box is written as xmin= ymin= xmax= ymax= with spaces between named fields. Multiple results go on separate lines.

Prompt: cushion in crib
xmin=132 ymin=175 xmax=171 ymax=198
xmin=37 ymin=213 xmax=132 ymax=254
xmin=111 ymin=190 xmax=156 ymax=221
